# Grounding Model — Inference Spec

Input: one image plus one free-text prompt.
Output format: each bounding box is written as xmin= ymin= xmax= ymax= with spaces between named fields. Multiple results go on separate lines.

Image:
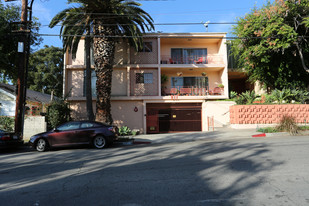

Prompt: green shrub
xmin=0 ymin=116 xmax=14 ymax=132
xmin=119 ymin=126 xmax=132 ymax=136
xmin=131 ymin=130 xmax=138 ymax=136
xmin=234 ymin=90 xmax=258 ymax=105
xmin=46 ymin=100 xmax=71 ymax=130
xmin=230 ymin=91 xmax=238 ymax=99
xmin=271 ymin=88 xmax=293 ymax=104
xmin=234 ymin=95 xmax=245 ymax=105
xmin=264 ymin=93 xmax=275 ymax=104
xmin=299 ymin=126 xmax=309 ymax=131
xmin=257 ymin=127 xmax=278 ymax=133
xmin=291 ymin=89 xmax=309 ymax=104
xmin=276 ymin=115 xmax=299 ymax=135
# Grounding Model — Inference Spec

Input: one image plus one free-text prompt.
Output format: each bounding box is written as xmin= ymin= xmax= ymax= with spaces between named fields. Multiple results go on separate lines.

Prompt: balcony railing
xmin=161 ymin=54 xmax=224 ymax=65
xmin=162 ymin=86 xmax=224 ymax=96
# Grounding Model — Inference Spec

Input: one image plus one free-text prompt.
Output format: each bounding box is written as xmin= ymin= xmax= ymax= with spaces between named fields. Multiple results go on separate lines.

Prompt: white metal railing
xmin=161 ymin=54 xmax=224 ymax=65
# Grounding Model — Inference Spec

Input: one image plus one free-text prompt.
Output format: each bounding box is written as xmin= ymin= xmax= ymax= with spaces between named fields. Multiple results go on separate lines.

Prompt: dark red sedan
xmin=0 ymin=129 xmax=24 ymax=149
xmin=29 ymin=121 xmax=118 ymax=152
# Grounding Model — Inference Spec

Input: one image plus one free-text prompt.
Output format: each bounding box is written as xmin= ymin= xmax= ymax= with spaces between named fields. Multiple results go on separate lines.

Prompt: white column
xmin=127 ymin=66 xmax=130 ymax=97
xmin=158 ymin=37 xmax=161 ymax=97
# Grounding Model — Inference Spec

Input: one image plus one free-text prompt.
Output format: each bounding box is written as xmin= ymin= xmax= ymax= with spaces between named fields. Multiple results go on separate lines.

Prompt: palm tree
xmin=50 ymin=0 xmax=154 ymax=124
xmin=49 ymin=3 xmax=95 ymax=121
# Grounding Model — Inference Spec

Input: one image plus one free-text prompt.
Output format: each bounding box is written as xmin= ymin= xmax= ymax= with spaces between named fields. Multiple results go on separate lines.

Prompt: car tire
xmin=93 ymin=135 xmax=107 ymax=149
xmin=36 ymin=138 xmax=48 ymax=152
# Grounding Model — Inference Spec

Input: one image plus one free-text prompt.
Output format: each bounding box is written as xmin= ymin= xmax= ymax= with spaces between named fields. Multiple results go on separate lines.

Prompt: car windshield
xmin=0 ymin=129 xmax=5 ymax=133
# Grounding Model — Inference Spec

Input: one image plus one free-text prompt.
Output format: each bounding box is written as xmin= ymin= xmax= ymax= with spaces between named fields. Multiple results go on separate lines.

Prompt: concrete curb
xmin=252 ymin=132 xmax=296 ymax=138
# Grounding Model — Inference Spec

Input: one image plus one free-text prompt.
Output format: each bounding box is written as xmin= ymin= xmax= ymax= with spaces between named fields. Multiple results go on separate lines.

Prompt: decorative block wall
xmin=230 ymin=104 xmax=309 ymax=124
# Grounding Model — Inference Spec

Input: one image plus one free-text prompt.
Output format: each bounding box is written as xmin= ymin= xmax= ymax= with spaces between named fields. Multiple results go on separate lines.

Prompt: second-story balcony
xmin=162 ymin=86 xmax=224 ymax=97
xmin=160 ymin=54 xmax=224 ymax=65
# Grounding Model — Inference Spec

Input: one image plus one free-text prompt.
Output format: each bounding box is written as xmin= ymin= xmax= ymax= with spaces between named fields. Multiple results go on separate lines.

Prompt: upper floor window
xmin=83 ymin=70 xmax=97 ymax=97
xmin=138 ymin=42 xmax=152 ymax=52
xmin=171 ymin=48 xmax=207 ymax=64
xmin=84 ymin=44 xmax=95 ymax=66
xmin=136 ymin=73 xmax=153 ymax=84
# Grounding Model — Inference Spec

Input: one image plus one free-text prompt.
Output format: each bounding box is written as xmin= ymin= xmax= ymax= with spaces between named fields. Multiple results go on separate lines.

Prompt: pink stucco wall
xmin=230 ymin=104 xmax=309 ymax=124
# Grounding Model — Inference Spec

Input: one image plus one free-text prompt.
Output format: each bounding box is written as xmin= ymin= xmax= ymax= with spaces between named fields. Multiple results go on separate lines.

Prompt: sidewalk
xmin=132 ymin=127 xmax=270 ymax=145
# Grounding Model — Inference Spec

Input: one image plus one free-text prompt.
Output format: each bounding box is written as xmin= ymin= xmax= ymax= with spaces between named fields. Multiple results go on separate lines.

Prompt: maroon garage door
xmin=146 ymin=103 xmax=202 ymax=134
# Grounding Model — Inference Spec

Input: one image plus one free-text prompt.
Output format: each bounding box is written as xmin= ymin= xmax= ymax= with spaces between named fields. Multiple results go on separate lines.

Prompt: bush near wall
xmin=0 ymin=116 xmax=14 ymax=132
xmin=46 ymin=100 xmax=71 ymax=130
xmin=230 ymin=104 xmax=309 ymax=124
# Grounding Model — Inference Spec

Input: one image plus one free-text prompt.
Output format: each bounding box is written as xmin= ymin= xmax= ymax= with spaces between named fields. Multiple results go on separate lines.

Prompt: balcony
xmin=162 ymin=86 xmax=224 ymax=97
xmin=160 ymin=54 xmax=224 ymax=65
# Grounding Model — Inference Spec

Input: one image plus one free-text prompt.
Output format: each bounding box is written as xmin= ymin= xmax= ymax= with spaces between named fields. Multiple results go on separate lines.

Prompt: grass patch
xmin=257 ymin=127 xmax=278 ymax=133
xmin=299 ymin=126 xmax=309 ymax=131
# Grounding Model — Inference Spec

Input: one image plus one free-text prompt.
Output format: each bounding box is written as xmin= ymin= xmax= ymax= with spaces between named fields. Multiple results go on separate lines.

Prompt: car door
xmin=48 ymin=122 xmax=81 ymax=146
xmin=73 ymin=122 xmax=96 ymax=144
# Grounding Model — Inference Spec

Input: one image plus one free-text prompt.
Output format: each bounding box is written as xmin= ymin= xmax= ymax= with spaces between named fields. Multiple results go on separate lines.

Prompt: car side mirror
xmin=54 ymin=128 xmax=59 ymax=132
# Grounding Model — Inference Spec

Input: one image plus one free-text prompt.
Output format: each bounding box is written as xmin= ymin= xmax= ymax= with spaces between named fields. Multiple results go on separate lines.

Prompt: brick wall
xmin=230 ymin=104 xmax=309 ymax=124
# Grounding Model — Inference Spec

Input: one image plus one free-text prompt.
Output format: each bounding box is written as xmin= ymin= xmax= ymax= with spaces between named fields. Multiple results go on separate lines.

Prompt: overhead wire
xmin=21 ymin=33 xmax=309 ymax=40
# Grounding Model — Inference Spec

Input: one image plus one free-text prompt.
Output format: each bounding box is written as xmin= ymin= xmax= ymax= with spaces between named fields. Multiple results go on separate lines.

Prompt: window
xmin=171 ymin=48 xmax=207 ymax=64
xmin=83 ymin=70 xmax=97 ymax=97
xmin=171 ymin=77 xmax=209 ymax=88
xmin=138 ymin=42 xmax=152 ymax=52
xmin=136 ymin=73 xmax=153 ymax=84
xmin=84 ymin=43 xmax=95 ymax=66
xmin=80 ymin=122 xmax=94 ymax=129
xmin=57 ymin=122 xmax=80 ymax=131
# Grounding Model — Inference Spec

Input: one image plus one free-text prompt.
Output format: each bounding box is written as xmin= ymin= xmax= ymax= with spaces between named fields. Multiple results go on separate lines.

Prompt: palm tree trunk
xmin=85 ymin=27 xmax=95 ymax=121
xmin=93 ymin=24 xmax=115 ymax=124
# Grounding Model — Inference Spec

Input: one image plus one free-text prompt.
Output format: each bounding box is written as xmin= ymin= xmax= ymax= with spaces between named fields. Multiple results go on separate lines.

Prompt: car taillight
xmin=1 ymin=135 xmax=11 ymax=141
xmin=108 ymin=126 xmax=118 ymax=135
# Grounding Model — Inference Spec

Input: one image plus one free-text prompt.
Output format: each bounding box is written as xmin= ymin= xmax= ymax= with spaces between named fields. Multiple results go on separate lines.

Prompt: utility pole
xmin=5 ymin=0 xmax=34 ymax=137
xmin=13 ymin=0 xmax=28 ymax=137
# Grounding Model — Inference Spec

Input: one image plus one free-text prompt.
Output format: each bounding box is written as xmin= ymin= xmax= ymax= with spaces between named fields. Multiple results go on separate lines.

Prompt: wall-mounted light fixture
xmin=134 ymin=106 xmax=138 ymax=112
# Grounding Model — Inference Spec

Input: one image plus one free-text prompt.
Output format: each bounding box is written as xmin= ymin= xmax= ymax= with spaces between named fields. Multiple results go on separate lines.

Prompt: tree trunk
xmin=93 ymin=23 xmax=115 ymax=124
xmin=295 ymin=41 xmax=309 ymax=73
xmin=85 ymin=27 xmax=95 ymax=121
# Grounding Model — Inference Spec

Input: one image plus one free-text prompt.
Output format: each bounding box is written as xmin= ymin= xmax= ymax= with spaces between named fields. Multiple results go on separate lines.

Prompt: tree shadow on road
xmin=0 ymin=139 xmax=283 ymax=206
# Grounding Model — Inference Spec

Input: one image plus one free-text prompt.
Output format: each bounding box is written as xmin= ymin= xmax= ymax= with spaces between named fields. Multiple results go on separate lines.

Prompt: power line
xmin=32 ymin=8 xmax=250 ymax=17
xmin=30 ymin=33 xmax=309 ymax=40
xmin=36 ymin=22 xmax=237 ymax=28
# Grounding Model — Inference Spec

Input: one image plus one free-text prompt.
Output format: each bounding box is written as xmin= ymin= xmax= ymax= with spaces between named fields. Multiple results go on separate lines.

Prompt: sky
xmin=3 ymin=0 xmax=273 ymax=49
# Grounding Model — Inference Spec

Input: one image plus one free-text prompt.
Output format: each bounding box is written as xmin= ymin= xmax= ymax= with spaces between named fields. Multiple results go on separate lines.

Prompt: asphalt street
xmin=1 ymin=134 xmax=309 ymax=206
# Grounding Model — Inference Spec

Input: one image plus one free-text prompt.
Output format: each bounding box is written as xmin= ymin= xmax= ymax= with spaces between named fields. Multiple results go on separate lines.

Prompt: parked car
xmin=0 ymin=129 xmax=24 ymax=149
xmin=29 ymin=121 xmax=118 ymax=152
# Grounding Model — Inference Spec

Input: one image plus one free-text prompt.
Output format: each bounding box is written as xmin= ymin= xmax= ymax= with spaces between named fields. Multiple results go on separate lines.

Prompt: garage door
xmin=146 ymin=103 xmax=202 ymax=133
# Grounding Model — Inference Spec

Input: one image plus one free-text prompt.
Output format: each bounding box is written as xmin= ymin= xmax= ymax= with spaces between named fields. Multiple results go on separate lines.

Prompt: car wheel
xmin=93 ymin=135 xmax=106 ymax=149
xmin=36 ymin=138 xmax=48 ymax=152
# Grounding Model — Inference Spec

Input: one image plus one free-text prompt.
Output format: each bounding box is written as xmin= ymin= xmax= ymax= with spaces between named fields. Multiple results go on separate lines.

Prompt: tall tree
xmin=231 ymin=0 xmax=309 ymax=90
xmin=50 ymin=0 xmax=154 ymax=124
xmin=0 ymin=2 xmax=42 ymax=83
xmin=27 ymin=45 xmax=63 ymax=97
xmin=49 ymin=2 xmax=95 ymax=120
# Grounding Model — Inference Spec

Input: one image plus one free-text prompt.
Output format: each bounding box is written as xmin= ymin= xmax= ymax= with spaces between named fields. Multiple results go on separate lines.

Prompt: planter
xmin=115 ymin=136 xmax=134 ymax=146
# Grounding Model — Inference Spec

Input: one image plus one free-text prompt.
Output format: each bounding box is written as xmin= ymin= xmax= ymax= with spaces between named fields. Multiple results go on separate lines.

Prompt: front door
xmin=146 ymin=109 xmax=159 ymax=134
xmin=49 ymin=122 xmax=81 ymax=146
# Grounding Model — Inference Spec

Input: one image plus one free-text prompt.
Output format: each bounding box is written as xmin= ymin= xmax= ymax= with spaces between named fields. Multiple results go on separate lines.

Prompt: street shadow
xmin=0 ymin=138 xmax=283 ymax=206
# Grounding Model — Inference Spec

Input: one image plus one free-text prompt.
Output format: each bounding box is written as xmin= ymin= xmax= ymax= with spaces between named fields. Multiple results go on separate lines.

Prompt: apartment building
xmin=64 ymin=32 xmax=229 ymax=133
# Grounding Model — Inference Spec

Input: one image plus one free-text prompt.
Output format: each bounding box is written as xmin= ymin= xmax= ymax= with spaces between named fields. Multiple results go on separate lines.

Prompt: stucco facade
xmin=64 ymin=33 xmax=229 ymax=133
